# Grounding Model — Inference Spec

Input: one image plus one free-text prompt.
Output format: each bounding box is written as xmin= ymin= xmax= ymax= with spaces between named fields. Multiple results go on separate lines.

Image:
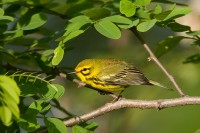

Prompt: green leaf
xmin=167 ymin=22 xmax=190 ymax=32
xmin=183 ymin=54 xmax=200 ymax=64
xmin=0 ymin=8 xmax=4 ymax=16
xmin=152 ymin=0 xmax=187 ymax=6
xmin=84 ymin=8 xmax=111 ymax=20
xmin=135 ymin=8 xmax=150 ymax=19
xmin=0 ymin=106 xmax=12 ymax=126
xmin=26 ymin=0 xmax=49 ymax=5
xmin=52 ymin=84 xmax=65 ymax=99
xmin=0 ymin=16 xmax=14 ymax=24
xmin=26 ymin=100 xmax=51 ymax=115
xmin=18 ymin=100 xmax=51 ymax=132
xmin=134 ymin=0 xmax=151 ymax=6
xmin=94 ymin=19 xmax=121 ymax=39
xmin=52 ymin=46 xmax=64 ymax=66
xmin=72 ymin=125 xmax=89 ymax=133
xmin=118 ymin=19 xmax=139 ymax=29
xmin=120 ymin=0 xmax=136 ymax=17
xmin=0 ymin=75 xmax=20 ymax=126
xmin=84 ymin=122 xmax=98 ymax=131
xmin=64 ymin=21 xmax=91 ymax=36
xmin=103 ymin=15 xmax=139 ymax=29
xmin=0 ymin=8 xmax=14 ymax=23
xmin=18 ymin=115 xmax=40 ymax=132
xmin=63 ymin=30 xmax=84 ymax=43
xmin=104 ymin=15 xmax=132 ymax=25
xmin=4 ymin=29 xmax=23 ymax=41
xmin=22 ymin=13 xmax=47 ymax=30
xmin=163 ymin=7 xmax=192 ymax=21
xmin=155 ymin=7 xmax=192 ymax=21
xmin=192 ymin=40 xmax=200 ymax=46
xmin=69 ymin=15 xmax=92 ymax=23
xmin=186 ymin=30 xmax=200 ymax=36
xmin=137 ymin=19 xmax=157 ymax=32
xmin=0 ymin=0 xmax=19 ymax=4
xmin=153 ymin=4 xmax=162 ymax=14
xmin=195 ymin=129 xmax=200 ymax=133
xmin=45 ymin=118 xmax=67 ymax=133
xmin=155 ymin=36 xmax=184 ymax=57
xmin=42 ymin=49 xmax=54 ymax=57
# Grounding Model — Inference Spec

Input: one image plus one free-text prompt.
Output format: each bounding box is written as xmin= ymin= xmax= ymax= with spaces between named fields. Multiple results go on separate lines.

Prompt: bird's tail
xmin=149 ymin=80 xmax=172 ymax=91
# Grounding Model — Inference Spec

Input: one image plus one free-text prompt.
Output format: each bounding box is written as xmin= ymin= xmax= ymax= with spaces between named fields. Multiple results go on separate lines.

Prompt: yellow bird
xmin=74 ymin=58 xmax=168 ymax=93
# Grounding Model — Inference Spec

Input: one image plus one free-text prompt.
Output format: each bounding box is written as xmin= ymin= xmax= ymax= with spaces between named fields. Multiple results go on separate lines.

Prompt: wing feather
xmin=97 ymin=64 xmax=151 ymax=86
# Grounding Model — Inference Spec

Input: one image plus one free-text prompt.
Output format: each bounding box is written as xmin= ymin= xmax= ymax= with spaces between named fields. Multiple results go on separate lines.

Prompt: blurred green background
xmin=30 ymin=0 xmax=200 ymax=132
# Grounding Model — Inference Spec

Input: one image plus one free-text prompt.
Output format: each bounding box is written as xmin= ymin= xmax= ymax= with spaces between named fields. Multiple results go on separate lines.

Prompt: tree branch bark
xmin=64 ymin=96 xmax=200 ymax=126
xmin=131 ymin=28 xmax=185 ymax=97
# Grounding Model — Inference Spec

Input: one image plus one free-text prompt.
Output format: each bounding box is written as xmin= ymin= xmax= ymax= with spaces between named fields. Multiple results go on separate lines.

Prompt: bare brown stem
xmin=131 ymin=28 xmax=185 ymax=97
xmin=64 ymin=96 xmax=200 ymax=126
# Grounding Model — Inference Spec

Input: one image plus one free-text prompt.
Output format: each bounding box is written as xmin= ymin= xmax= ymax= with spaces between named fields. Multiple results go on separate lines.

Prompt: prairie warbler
xmin=73 ymin=59 xmax=168 ymax=93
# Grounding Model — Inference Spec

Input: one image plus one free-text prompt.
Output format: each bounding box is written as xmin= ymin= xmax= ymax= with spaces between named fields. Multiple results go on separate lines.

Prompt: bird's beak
xmin=67 ymin=71 xmax=77 ymax=74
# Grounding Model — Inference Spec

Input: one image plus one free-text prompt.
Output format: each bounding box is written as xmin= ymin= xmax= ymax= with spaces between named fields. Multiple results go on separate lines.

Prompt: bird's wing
xmin=97 ymin=65 xmax=150 ymax=86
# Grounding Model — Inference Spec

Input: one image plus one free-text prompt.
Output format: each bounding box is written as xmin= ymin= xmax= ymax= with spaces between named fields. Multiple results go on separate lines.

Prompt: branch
xmin=64 ymin=96 xmax=200 ymax=126
xmin=131 ymin=28 xmax=185 ymax=97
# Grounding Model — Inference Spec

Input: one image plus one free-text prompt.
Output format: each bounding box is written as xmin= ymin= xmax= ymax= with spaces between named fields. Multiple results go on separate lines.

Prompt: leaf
xmin=69 ymin=15 xmax=92 ymax=23
xmin=192 ymin=40 xmax=200 ymax=46
xmin=104 ymin=15 xmax=132 ymax=25
xmin=0 ymin=75 xmax=20 ymax=126
xmin=64 ymin=21 xmax=91 ymax=36
xmin=186 ymin=30 xmax=200 ymax=36
xmin=0 ymin=8 xmax=4 ymax=16
xmin=134 ymin=0 xmax=151 ymax=6
xmin=0 ymin=106 xmax=12 ymax=126
xmin=22 ymin=13 xmax=47 ymax=30
xmin=52 ymin=46 xmax=64 ymax=65
xmin=84 ymin=8 xmax=111 ymax=20
xmin=183 ymin=54 xmax=200 ymax=64
xmin=63 ymin=30 xmax=84 ymax=43
xmin=118 ymin=19 xmax=139 ymax=29
xmin=104 ymin=15 xmax=139 ymax=29
xmin=72 ymin=125 xmax=89 ymax=133
xmin=167 ymin=22 xmax=190 ymax=32
xmin=26 ymin=100 xmax=51 ymax=115
xmin=52 ymin=84 xmax=65 ymax=99
xmin=195 ymin=129 xmax=200 ymax=133
xmin=84 ymin=122 xmax=98 ymax=131
xmin=4 ymin=29 xmax=23 ymax=41
xmin=163 ymin=7 xmax=192 ymax=21
xmin=152 ymin=0 xmax=187 ymax=6
xmin=18 ymin=100 xmax=51 ymax=132
xmin=120 ymin=0 xmax=136 ymax=17
xmin=155 ymin=36 xmax=184 ymax=57
xmin=42 ymin=49 xmax=54 ymax=57
xmin=18 ymin=115 xmax=40 ymax=132
xmin=135 ymin=8 xmax=150 ymax=19
xmin=26 ymin=0 xmax=49 ymax=5
xmin=45 ymin=118 xmax=67 ymax=133
xmin=155 ymin=7 xmax=192 ymax=21
xmin=153 ymin=4 xmax=162 ymax=14
xmin=137 ymin=19 xmax=157 ymax=32
xmin=0 ymin=16 xmax=14 ymax=24
xmin=94 ymin=19 xmax=121 ymax=39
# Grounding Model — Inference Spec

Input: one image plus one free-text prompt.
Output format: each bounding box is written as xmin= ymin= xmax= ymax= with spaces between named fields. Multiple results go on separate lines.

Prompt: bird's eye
xmin=82 ymin=68 xmax=88 ymax=71
xmin=81 ymin=68 xmax=91 ymax=75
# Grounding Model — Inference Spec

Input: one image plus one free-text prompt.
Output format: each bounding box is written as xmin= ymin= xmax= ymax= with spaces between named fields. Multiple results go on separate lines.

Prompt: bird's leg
xmin=112 ymin=90 xmax=124 ymax=102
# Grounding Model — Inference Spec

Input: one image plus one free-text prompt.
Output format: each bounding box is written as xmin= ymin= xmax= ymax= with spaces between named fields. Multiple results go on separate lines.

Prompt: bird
xmin=72 ymin=58 xmax=169 ymax=94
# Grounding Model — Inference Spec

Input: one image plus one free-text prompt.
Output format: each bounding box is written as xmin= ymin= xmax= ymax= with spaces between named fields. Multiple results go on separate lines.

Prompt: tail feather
xmin=149 ymin=80 xmax=172 ymax=91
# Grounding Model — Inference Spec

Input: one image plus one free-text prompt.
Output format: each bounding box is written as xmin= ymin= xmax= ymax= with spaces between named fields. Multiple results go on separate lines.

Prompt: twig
xmin=64 ymin=96 xmax=200 ymax=126
xmin=131 ymin=28 xmax=185 ymax=97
